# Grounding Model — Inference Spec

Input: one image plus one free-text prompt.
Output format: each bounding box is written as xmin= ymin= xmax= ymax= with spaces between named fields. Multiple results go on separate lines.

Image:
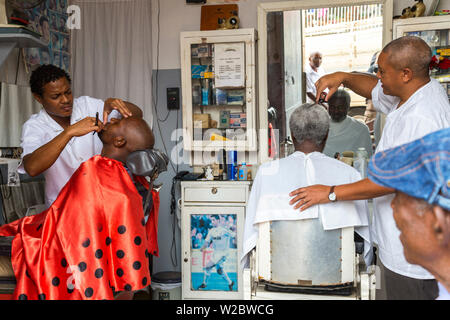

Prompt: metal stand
xmin=244 ymin=251 xmax=377 ymax=300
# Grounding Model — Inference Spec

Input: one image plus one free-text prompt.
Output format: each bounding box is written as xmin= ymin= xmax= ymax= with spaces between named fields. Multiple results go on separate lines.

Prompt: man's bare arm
xmin=289 ymin=178 xmax=394 ymax=211
xmin=103 ymin=98 xmax=143 ymax=123
xmin=315 ymin=72 xmax=379 ymax=103
xmin=23 ymin=117 xmax=101 ymax=176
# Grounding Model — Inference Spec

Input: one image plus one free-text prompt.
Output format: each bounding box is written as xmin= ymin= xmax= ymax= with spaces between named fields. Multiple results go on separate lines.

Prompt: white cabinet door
xmin=181 ymin=205 xmax=245 ymax=300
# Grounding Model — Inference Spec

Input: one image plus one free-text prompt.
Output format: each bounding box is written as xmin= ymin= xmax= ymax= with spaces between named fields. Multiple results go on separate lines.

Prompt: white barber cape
xmin=323 ymin=116 xmax=373 ymax=158
xmin=371 ymin=78 xmax=450 ymax=279
xmin=242 ymin=151 xmax=372 ymax=268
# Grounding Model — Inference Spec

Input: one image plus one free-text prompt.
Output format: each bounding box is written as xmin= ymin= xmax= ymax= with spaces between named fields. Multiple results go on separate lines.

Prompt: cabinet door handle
xmin=211 ymin=187 xmax=218 ymax=194
xmin=184 ymin=258 xmax=188 ymax=263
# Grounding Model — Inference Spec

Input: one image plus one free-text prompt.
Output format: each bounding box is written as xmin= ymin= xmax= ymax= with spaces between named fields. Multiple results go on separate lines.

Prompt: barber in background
xmin=368 ymin=128 xmax=450 ymax=300
xmin=289 ymin=36 xmax=450 ymax=299
xmin=18 ymin=64 xmax=143 ymax=208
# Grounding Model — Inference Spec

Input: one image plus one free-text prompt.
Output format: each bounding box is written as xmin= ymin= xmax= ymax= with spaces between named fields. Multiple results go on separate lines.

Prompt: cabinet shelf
xmin=194 ymin=104 xmax=245 ymax=108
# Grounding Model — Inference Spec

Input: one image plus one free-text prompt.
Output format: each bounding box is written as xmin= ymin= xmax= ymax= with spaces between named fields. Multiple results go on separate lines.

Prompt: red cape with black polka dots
xmin=0 ymin=155 xmax=160 ymax=300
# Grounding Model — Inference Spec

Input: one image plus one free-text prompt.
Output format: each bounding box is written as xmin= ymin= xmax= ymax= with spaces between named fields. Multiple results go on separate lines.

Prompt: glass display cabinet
xmin=180 ymin=28 xmax=257 ymax=152
xmin=394 ymin=15 xmax=450 ymax=99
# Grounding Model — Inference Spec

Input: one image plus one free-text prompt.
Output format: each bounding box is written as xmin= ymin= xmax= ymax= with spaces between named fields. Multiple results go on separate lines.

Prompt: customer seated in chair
xmin=322 ymin=89 xmax=373 ymax=159
xmin=242 ymin=103 xmax=372 ymax=269
xmin=0 ymin=116 xmax=160 ymax=300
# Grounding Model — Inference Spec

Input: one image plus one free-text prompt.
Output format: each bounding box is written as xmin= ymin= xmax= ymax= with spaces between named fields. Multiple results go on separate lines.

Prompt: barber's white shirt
xmin=437 ymin=283 xmax=450 ymax=300
xmin=371 ymin=79 xmax=450 ymax=279
xmin=305 ymin=64 xmax=326 ymax=103
xmin=323 ymin=116 xmax=373 ymax=158
xmin=242 ymin=151 xmax=372 ymax=268
xmin=18 ymin=96 xmax=119 ymax=208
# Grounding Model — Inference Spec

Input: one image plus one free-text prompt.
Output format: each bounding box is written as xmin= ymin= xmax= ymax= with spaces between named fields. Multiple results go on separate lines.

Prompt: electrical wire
xmin=151 ymin=0 xmax=177 ymax=175
xmin=169 ymin=109 xmax=180 ymax=267
xmin=152 ymin=0 xmax=170 ymax=123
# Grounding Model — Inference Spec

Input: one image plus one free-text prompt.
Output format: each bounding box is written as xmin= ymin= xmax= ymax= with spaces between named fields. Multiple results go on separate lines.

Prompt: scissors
xmin=93 ymin=112 xmax=99 ymax=135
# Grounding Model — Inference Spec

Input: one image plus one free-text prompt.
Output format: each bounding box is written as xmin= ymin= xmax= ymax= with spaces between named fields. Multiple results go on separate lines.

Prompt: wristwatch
xmin=328 ymin=186 xmax=337 ymax=202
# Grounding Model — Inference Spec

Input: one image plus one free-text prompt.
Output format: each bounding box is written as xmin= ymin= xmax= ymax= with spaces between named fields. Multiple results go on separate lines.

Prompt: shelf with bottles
xmin=192 ymin=85 xmax=246 ymax=108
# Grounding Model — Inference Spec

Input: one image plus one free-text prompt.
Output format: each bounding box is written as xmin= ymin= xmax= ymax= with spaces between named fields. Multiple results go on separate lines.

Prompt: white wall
xmin=152 ymin=0 xmax=450 ymax=70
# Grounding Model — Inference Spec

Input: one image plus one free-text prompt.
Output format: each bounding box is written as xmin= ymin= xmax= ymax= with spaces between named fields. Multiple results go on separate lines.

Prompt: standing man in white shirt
xmin=19 ymin=64 xmax=143 ymax=208
xmin=305 ymin=51 xmax=326 ymax=103
xmin=288 ymin=36 xmax=450 ymax=299
xmin=368 ymin=128 xmax=450 ymax=300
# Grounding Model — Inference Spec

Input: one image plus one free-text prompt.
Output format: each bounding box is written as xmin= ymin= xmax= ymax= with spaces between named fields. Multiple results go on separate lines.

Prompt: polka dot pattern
xmin=82 ymin=238 xmax=90 ymax=248
xmin=5 ymin=157 xmax=160 ymax=300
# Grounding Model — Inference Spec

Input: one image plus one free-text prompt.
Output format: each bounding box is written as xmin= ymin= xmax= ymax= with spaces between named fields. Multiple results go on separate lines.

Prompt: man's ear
xmin=113 ymin=136 xmax=127 ymax=148
xmin=432 ymin=205 xmax=450 ymax=247
xmin=33 ymin=93 xmax=43 ymax=105
xmin=401 ymin=68 xmax=413 ymax=83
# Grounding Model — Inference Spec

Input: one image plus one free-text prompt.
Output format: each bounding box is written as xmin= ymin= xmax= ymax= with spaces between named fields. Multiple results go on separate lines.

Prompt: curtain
xmin=0 ymin=83 xmax=41 ymax=147
xmin=70 ymin=0 xmax=153 ymax=124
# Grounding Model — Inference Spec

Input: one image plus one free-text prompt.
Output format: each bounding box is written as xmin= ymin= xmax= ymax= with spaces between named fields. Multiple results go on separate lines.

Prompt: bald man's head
xmin=309 ymin=51 xmax=323 ymax=69
xmin=382 ymin=36 xmax=431 ymax=79
xmin=99 ymin=116 xmax=155 ymax=162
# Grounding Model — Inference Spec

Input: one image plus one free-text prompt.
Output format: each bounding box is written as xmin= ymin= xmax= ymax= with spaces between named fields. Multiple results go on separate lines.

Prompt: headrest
xmin=126 ymin=149 xmax=169 ymax=178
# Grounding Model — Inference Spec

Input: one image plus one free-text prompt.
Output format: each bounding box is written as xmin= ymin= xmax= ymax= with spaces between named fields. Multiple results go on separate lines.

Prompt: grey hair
xmin=382 ymin=36 xmax=431 ymax=78
xmin=289 ymin=103 xmax=330 ymax=147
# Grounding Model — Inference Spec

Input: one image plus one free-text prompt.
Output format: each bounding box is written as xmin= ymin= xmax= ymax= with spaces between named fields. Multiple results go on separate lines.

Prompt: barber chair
xmin=0 ymin=149 xmax=169 ymax=299
xmin=243 ymin=215 xmax=377 ymax=300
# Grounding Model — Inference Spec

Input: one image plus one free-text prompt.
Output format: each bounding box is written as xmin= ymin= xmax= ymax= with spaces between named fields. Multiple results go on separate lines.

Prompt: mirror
xmin=258 ymin=0 xmax=393 ymax=163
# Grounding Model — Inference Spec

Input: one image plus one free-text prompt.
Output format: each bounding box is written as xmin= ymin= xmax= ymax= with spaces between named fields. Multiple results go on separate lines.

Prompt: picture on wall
xmin=24 ymin=0 xmax=70 ymax=71
xmin=190 ymin=214 xmax=238 ymax=292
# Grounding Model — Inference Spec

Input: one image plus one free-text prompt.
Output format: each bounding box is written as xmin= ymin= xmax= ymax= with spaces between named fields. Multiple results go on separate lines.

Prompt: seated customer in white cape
xmin=242 ymin=103 xmax=372 ymax=288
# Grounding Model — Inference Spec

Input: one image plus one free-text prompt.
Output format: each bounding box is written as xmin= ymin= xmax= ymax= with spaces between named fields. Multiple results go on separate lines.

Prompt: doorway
xmin=258 ymin=0 xmax=393 ymax=163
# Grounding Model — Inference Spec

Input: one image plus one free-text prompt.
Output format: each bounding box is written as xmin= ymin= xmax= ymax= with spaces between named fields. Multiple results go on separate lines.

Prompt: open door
xmin=283 ymin=10 xmax=303 ymax=142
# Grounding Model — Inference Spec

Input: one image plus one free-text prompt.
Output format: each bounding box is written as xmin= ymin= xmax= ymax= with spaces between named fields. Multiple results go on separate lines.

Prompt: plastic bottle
xmin=227 ymin=150 xmax=238 ymax=181
xmin=354 ymin=147 xmax=368 ymax=179
xmin=238 ymin=163 xmax=247 ymax=181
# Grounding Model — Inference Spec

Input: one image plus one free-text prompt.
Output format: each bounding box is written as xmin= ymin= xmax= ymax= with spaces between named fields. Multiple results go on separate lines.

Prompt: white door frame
xmin=257 ymin=0 xmax=394 ymax=165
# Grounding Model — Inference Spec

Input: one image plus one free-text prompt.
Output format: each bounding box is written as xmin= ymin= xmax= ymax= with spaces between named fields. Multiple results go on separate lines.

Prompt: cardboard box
xmin=193 ymin=113 xmax=211 ymax=129
xmin=200 ymin=4 xmax=238 ymax=31
xmin=229 ymin=113 xmax=246 ymax=128
xmin=191 ymin=65 xmax=208 ymax=79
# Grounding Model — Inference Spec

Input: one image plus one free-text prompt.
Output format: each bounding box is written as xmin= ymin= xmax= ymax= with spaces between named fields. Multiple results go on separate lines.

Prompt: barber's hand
xmin=65 ymin=116 xmax=104 ymax=137
xmin=103 ymin=98 xmax=133 ymax=124
xmin=314 ymin=72 xmax=346 ymax=103
xmin=289 ymin=184 xmax=331 ymax=211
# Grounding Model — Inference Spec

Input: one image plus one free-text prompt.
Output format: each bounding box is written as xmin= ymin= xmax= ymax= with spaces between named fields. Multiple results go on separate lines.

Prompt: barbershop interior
xmin=0 ymin=0 xmax=449 ymax=302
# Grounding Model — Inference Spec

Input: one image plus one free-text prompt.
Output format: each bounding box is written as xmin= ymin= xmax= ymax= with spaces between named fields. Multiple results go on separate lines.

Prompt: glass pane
xmin=190 ymin=43 xmax=247 ymax=143
xmin=405 ymin=28 xmax=450 ymax=92
xmin=190 ymin=214 xmax=238 ymax=292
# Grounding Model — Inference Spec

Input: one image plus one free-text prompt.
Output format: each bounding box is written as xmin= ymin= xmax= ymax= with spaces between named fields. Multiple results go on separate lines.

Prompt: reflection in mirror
xmin=266 ymin=4 xmax=384 ymax=160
